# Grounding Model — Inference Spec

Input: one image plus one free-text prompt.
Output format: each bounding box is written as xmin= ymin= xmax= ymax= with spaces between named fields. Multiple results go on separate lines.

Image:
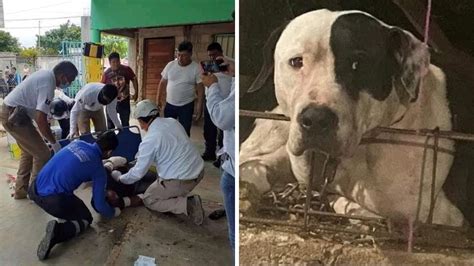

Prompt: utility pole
xmin=37 ymin=20 xmax=41 ymax=50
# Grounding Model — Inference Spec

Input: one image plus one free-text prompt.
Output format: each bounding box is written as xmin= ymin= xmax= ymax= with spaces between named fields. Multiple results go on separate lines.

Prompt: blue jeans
xmin=164 ymin=101 xmax=194 ymax=136
xmin=221 ymin=171 xmax=235 ymax=251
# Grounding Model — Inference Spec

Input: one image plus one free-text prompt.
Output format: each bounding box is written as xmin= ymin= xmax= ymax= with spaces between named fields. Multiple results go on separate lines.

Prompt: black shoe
xmin=37 ymin=220 xmax=58 ymax=260
xmin=187 ymin=195 xmax=204 ymax=225
xmin=212 ymin=158 xmax=221 ymax=168
xmin=202 ymin=152 xmax=216 ymax=161
xmin=208 ymin=209 xmax=226 ymax=220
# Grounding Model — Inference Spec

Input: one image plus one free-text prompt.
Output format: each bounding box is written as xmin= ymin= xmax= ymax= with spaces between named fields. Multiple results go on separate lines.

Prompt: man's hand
xmin=111 ymin=170 xmax=122 ymax=182
xmin=67 ymin=129 xmax=79 ymax=139
xmin=194 ymin=105 xmax=202 ymax=121
xmin=217 ymin=56 xmax=235 ymax=77
xmin=51 ymin=142 xmax=61 ymax=153
xmin=201 ymin=73 xmax=218 ymax=88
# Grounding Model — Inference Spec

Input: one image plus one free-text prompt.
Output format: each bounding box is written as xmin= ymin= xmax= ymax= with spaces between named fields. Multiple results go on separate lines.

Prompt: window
xmin=214 ymin=34 xmax=235 ymax=58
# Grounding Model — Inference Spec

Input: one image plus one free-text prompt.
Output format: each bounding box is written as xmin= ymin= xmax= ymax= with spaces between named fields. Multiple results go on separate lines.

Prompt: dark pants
xmin=107 ymin=99 xmax=131 ymax=129
xmin=58 ymin=118 xmax=70 ymax=139
xmin=203 ymin=104 xmax=224 ymax=155
xmin=28 ymin=182 xmax=93 ymax=243
xmin=164 ymin=101 xmax=194 ymax=136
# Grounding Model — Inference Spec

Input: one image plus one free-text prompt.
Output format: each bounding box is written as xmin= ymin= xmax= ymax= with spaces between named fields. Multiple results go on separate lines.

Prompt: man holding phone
xmin=201 ymin=43 xmax=232 ymax=164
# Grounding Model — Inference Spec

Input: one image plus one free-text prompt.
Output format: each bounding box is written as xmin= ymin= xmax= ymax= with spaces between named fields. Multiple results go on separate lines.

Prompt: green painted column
xmin=91 ymin=29 xmax=101 ymax=43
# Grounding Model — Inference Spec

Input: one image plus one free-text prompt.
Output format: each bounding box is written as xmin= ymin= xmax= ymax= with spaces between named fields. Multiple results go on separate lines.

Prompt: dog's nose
xmin=298 ymin=106 xmax=338 ymax=134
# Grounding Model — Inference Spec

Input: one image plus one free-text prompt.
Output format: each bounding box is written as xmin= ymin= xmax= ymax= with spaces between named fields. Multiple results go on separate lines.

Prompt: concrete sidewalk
xmin=0 ymin=123 xmax=232 ymax=265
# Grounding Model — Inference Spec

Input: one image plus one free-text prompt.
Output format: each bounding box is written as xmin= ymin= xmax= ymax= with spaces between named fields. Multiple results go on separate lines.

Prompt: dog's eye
xmin=289 ymin=57 xmax=303 ymax=69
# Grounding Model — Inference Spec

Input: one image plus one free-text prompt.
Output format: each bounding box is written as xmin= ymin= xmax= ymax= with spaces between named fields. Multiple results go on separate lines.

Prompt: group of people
xmin=157 ymin=40 xmax=235 ymax=250
xmin=0 ymin=66 xmax=23 ymax=94
xmin=0 ymin=39 xmax=235 ymax=260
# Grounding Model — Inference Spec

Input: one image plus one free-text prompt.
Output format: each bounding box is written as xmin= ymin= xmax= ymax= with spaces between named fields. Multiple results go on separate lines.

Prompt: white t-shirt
xmin=119 ymin=117 xmax=204 ymax=184
xmin=69 ymin=82 xmax=121 ymax=132
xmin=161 ymin=60 xmax=202 ymax=106
xmin=3 ymin=69 xmax=56 ymax=117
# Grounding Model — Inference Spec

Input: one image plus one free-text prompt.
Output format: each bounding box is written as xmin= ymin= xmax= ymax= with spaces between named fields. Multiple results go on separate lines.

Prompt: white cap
xmin=134 ymin=99 xmax=159 ymax=119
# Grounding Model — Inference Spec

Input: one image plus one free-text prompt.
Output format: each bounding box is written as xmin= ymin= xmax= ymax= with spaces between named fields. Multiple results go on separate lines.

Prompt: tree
xmin=0 ymin=30 xmax=21 ymax=53
xmin=37 ymin=21 xmax=81 ymax=55
xmin=102 ymin=34 xmax=128 ymax=59
xmin=19 ymin=47 xmax=39 ymax=66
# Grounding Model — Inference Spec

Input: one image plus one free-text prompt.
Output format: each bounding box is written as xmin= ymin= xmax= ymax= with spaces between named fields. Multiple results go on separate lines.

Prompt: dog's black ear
xmin=389 ymin=27 xmax=430 ymax=104
xmin=247 ymin=22 xmax=289 ymax=93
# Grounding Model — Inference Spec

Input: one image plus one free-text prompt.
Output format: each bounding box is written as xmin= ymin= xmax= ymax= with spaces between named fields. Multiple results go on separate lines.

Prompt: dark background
xmin=239 ymin=0 xmax=474 ymax=224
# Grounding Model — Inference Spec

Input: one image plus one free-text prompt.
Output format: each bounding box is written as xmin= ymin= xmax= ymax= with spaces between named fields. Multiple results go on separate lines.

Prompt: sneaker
xmin=201 ymin=152 xmax=216 ymax=161
xmin=37 ymin=220 xmax=58 ymax=260
xmin=208 ymin=209 xmax=226 ymax=220
xmin=187 ymin=195 xmax=204 ymax=225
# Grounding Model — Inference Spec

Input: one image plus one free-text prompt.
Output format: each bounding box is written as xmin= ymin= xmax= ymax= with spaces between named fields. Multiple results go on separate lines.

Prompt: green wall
xmin=91 ymin=0 xmax=234 ymax=31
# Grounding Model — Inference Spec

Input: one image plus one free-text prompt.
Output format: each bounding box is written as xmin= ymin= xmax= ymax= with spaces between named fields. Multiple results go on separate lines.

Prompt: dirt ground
xmin=240 ymin=210 xmax=474 ymax=265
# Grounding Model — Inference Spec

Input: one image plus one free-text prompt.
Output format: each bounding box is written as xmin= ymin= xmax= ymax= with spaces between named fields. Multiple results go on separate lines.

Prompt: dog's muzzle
xmin=289 ymin=104 xmax=340 ymax=156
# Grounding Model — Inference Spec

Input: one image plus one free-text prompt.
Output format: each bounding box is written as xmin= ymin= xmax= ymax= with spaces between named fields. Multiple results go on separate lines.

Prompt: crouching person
xmin=28 ymin=131 xmax=121 ymax=260
xmin=110 ymin=99 xmax=205 ymax=225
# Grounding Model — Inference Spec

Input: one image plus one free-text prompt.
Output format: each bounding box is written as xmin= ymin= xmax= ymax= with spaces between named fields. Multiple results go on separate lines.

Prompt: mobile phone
xmin=200 ymin=59 xmax=228 ymax=73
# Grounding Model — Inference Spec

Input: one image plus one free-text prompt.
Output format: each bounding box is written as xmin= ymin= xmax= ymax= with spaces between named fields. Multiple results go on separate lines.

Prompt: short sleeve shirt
xmin=161 ymin=60 xmax=202 ymax=106
xmin=3 ymin=69 xmax=56 ymax=117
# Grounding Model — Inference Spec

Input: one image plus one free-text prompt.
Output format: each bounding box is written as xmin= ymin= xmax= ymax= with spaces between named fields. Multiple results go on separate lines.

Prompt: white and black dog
xmin=240 ymin=10 xmax=464 ymax=227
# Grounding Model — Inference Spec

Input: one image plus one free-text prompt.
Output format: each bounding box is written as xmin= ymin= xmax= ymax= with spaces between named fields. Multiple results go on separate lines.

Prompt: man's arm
xmin=106 ymin=100 xmax=122 ymax=128
xmin=156 ymin=78 xmax=167 ymax=111
xmin=132 ymin=77 xmax=139 ymax=101
xmin=35 ymin=111 xmax=56 ymax=143
xmin=194 ymin=82 xmax=204 ymax=121
xmin=118 ymin=138 xmax=155 ymax=184
xmin=92 ymin=168 xmax=116 ymax=218
xmin=68 ymin=100 xmax=81 ymax=136
xmin=206 ymin=82 xmax=235 ymax=130
xmin=100 ymin=72 xmax=107 ymax=84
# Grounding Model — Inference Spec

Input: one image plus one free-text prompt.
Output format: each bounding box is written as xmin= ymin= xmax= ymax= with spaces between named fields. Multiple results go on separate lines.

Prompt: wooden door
xmin=143 ymin=38 xmax=175 ymax=101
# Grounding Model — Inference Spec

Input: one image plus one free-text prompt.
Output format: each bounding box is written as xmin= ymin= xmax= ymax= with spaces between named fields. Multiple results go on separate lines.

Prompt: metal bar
xmin=261 ymin=206 xmax=386 ymax=222
xmin=240 ymin=110 xmax=290 ymax=121
xmin=241 ymin=216 xmax=391 ymax=237
xmin=304 ymin=151 xmax=316 ymax=229
xmin=239 ymin=109 xmax=474 ymax=142
xmin=428 ymin=127 xmax=440 ymax=224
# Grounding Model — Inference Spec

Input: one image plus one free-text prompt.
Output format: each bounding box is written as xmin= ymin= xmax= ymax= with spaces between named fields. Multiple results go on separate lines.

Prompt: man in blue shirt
xmin=28 ymin=131 xmax=121 ymax=260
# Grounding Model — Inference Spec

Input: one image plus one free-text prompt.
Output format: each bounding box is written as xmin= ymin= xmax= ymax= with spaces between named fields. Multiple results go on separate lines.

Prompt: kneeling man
xmin=29 ymin=131 xmax=121 ymax=260
xmin=110 ymin=100 xmax=205 ymax=225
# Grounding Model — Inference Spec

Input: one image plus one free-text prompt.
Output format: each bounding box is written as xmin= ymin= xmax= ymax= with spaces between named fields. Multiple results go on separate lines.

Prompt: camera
xmin=200 ymin=59 xmax=228 ymax=73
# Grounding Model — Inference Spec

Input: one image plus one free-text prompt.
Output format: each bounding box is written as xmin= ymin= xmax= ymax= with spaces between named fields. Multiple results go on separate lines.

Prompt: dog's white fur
xmin=240 ymin=10 xmax=464 ymax=226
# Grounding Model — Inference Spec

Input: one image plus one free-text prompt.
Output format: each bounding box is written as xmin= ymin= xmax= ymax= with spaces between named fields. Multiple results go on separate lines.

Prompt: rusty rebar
xmin=240 ymin=109 xmax=474 ymax=142
xmin=428 ymin=127 xmax=440 ymax=224
xmin=261 ymin=206 xmax=386 ymax=222
xmin=240 ymin=216 xmax=391 ymax=236
xmin=304 ymin=151 xmax=316 ymax=229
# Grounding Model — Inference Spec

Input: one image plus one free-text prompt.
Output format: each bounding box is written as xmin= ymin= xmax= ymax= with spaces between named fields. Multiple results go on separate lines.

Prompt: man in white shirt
xmin=110 ymin=99 xmax=205 ymax=225
xmin=156 ymin=41 xmax=204 ymax=136
xmin=68 ymin=83 xmax=122 ymax=137
xmin=0 ymin=61 xmax=78 ymax=199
